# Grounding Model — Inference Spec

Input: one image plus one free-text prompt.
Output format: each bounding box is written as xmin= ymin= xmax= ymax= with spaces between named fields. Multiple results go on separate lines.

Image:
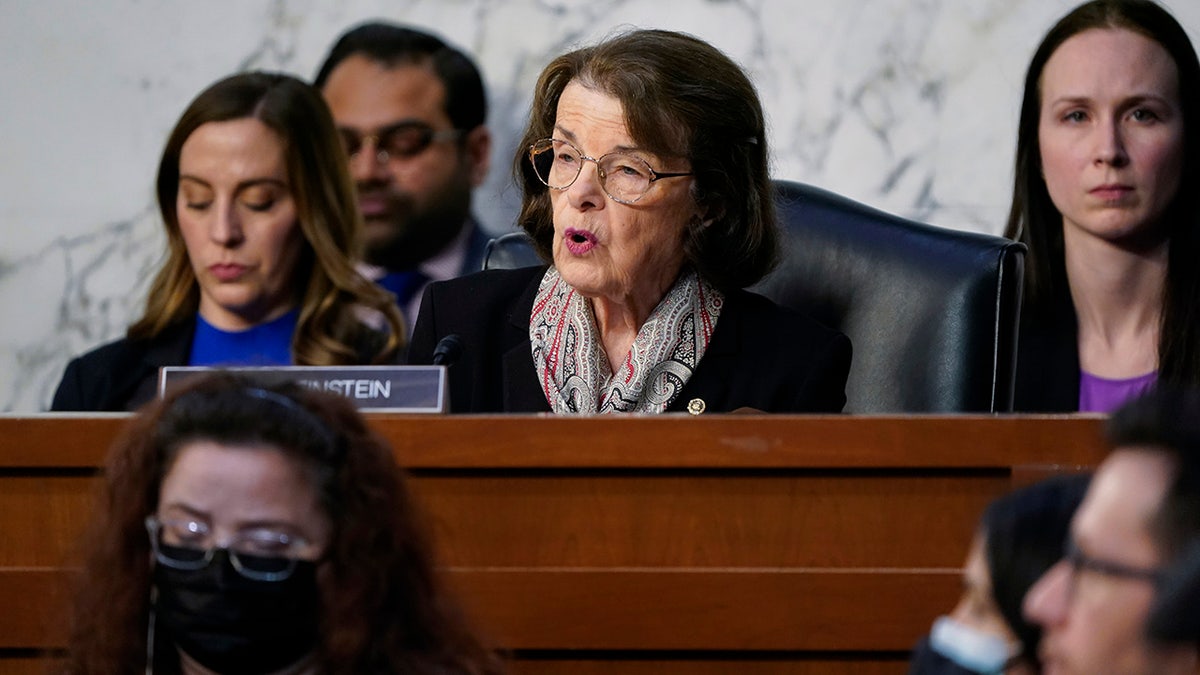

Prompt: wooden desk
xmin=0 ymin=415 xmax=1105 ymax=674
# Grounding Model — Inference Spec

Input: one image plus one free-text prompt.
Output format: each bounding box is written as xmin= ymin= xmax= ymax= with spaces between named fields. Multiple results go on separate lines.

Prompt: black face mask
xmin=153 ymin=549 xmax=321 ymax=675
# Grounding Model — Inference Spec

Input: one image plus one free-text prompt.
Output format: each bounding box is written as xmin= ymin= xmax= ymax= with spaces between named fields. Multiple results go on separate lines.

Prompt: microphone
xmin=431 ymin=334 xmax=464 ymax=366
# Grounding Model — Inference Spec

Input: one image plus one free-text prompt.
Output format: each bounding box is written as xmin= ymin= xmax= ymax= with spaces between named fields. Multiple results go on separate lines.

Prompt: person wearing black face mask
xmin=148 ymin=524 xmax=324 ymax=674
xmin=63 ymin=374 xmax=504 ymax=675
xmin=908 ymin=474 xmax=1090 ymax=675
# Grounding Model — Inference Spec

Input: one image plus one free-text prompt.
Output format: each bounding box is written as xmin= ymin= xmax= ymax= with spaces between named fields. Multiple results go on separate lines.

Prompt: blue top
xmin=188 ymin=309 xmax=298 ymax=366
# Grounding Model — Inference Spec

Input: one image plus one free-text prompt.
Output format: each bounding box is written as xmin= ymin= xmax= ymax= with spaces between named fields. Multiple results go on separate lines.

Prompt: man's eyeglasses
xmin=528 ymin=137 xmax=693 ymax=205
xmin=339 ymin=122 xmax=463 ymax=164
xmin=1062 ymin=540 xmax=1163 ymax=598
xmin=145 ymin=515 xmax=310 ymax=582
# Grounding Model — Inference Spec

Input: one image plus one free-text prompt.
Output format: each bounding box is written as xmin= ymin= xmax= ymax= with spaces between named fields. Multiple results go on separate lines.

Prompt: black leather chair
xmin=753 ymin=180 xmax=1024 ymax=412
xmin=481 ymin=231 xmax=544 ymax=271
xmin=483 ymin=181 xmax=1026 ymax=412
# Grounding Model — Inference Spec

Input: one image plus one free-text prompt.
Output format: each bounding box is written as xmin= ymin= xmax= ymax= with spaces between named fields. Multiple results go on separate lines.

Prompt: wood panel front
xmin=449 ymin=569 xmax=959 ymax=650
xmin=417 ymin=472 xmax=1002 ymax=568
xmin=0 ymin=415 xmax=1107 ymax=672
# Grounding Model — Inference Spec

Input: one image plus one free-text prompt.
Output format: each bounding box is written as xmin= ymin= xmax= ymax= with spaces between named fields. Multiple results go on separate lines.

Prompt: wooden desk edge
xmin=0 ymin=414 xmax=1107 ymax=469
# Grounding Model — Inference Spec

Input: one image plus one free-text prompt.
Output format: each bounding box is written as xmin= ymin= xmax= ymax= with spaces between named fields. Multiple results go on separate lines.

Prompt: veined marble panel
xmin=2 ymin=0 xmax=1198 ymax=410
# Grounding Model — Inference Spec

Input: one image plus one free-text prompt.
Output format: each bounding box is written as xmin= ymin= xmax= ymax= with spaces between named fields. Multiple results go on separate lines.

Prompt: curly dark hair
xmin=64 ymin=372 xmax=503 ymax=674
xmin=513 ymin=28 xmax=779 ymax=293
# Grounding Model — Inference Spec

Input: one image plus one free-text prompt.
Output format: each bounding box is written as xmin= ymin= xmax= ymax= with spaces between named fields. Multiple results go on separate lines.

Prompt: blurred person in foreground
xmin=1023 ymin=386 xmax=1200 ymax=674
xmin=63 ymin=372 xmax=502 ymax=674
xmin=408 ymin=29 xmax=850 ymax=414
xmin=909 ymin=474 xmax=1090 ymax=674
xmin=1146 ymin=539 xmax=1200 ymax=656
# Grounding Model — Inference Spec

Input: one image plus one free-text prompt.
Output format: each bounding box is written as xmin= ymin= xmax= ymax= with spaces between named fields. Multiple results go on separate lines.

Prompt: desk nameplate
xmin=158 ymin=365 xmax=448 ymax=413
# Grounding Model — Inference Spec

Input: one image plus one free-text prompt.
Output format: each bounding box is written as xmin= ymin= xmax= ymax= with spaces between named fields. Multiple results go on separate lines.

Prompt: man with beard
xmin=316 ymin=23 xmax=492 ymax=329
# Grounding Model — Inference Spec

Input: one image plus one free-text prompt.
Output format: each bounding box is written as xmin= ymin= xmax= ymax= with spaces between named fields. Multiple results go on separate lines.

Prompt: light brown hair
xmin=131 ymin=71 xmax=404 ymax=363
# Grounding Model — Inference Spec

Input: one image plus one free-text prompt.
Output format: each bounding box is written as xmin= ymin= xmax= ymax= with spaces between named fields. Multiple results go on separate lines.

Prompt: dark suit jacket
xmin=408 ymin=266 xmax=851 ymax=413
xmin=1012 ymin=295 xmax=1080 ymax=412
xmin=50 ymin=318 xmax=394 ymax=412
xmin=51 ymin=319 xmax=195 ymax=412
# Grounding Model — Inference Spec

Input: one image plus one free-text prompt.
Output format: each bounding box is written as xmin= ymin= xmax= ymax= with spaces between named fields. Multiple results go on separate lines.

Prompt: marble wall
xmin=2 ymin=0 xmax=1197 ymax=411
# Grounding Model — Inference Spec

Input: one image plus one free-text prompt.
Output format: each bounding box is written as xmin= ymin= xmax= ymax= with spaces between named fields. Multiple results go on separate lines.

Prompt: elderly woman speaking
xmin=408 ymin=29 xmax=850 ymax=413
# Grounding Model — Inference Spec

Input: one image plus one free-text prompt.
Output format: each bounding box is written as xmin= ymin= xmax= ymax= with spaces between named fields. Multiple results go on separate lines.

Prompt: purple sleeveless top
xmin=1078 ymin=370 xmax=1157 ymax=413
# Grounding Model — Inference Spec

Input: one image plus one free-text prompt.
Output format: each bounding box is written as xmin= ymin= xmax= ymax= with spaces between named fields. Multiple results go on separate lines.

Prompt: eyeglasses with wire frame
xmin=339 ymin=121 xmax=464 ymax=164
xmin=145 ymin=515 xmax=312 ymax=582
xmin=528 ymin=137 xmax=693 ymax=205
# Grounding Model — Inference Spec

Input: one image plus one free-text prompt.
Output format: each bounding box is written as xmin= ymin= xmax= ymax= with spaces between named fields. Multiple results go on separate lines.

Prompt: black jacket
xmin=1012 ymin=294 xmax=1080 ymax=413
xmin=50 ymin=318 xmax=394 ymax=412
xmin=51 ymin=319 xmax=195 ymax=412
xmin=407 ymin=266 xmax=851 ymax=413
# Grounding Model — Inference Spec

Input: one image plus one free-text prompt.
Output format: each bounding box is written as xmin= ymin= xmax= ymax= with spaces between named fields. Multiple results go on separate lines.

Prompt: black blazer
xmin=51 ymin=319 xmax=195 ymax=412
xmin=1012 ymin=295 xmax=1080 ymax=413
xmin=408 ymin=266 xmax=851 ymax=413
xmin=50 ymin=318 xmax=395 ymax=412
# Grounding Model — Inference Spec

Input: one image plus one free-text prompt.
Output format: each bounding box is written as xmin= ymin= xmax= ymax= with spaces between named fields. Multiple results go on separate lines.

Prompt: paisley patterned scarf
xmin=530 ymin=266 xmax=723 ymax=414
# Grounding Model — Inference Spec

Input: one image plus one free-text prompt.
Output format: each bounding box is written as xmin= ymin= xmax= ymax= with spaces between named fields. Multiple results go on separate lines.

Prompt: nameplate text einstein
xmin=158 ymin=366 xmax=448 ymax=413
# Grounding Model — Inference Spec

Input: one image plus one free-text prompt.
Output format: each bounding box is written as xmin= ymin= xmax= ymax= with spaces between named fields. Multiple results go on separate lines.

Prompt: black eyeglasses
xmin=528 ymin=137 xmax=693 ymax=205
xmin=1063 ymin=539 xmax=1164 ymax=595
xmin=339 ymin=121 xmax=463 ymax=164
xmin=146 ymin=516 xmax=310 ymax=582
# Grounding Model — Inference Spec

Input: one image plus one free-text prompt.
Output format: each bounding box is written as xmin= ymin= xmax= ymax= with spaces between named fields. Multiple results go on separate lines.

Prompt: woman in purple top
xmin=1006 ymin=0 xmax=1200 ymax=412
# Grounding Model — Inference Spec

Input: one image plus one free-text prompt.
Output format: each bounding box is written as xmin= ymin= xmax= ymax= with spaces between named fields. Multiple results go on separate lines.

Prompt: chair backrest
xmin=482 ymin=183 xmax=1025 ymax=412
xmin=753 ymin=180 xmax=1025 ymax=412
xmin=482 ymin=231 xmax=544 ymax=271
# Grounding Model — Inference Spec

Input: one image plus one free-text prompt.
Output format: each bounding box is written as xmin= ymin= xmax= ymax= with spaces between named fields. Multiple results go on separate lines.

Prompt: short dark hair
xmin=513 ymin=28 xmax=779 ymax=292
xmin=983 ymin=473 xmax=1090 ymax=665
xmin=1147 ymin=538 xmax=1200 ymax=646
xmin=1107 ymin=387 xmax=1200 ymax=561
xmin=1004 ymin=0 xmax=1200 ymax=386
xmin=314 ymin=21 xmax=487 ymax=131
